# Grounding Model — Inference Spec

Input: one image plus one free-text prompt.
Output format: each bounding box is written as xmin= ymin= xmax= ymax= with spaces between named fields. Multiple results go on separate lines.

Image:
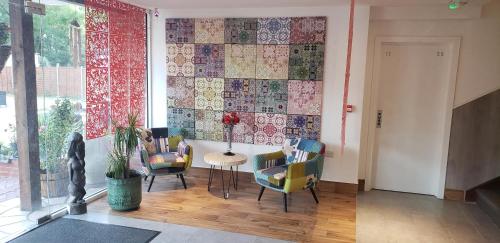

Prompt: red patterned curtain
xmin=85 ymin=0 xmax=146 ymax=140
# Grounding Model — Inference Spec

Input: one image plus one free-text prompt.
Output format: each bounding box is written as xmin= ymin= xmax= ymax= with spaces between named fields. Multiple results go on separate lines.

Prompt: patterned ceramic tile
xmin=256 ymin=45 xmax=289 ymax=79
xmin=224 ymin=18 xmax=257 ymax=44
xmin=255 ymin=79 xmax=288 ymax=114
xmin=194 ymin=44 xmax=225 ymax=78
xmin=290 ymin=17 xmax=327 ymax=44
xmin=287 ymin=80 xmax=323 ymax=115
xmin=194 ymin=77 xmax=224 ymax=111
xmin=224 ymin=44 xmax=257 ymax=78
xmin=166 ymin=44 xmax=195 ymax=77
xmin=195 ymin=18 xmax=225 ymax=44
xmin=254 ymin=113 xmax=287 ymax=145
xmin=165 ymin=18 xmax=195 ymax=43
xmin=223 ymin=78 xmax=256 ymax=112
xmin=167 ymin=76 xmax=195 ymax=109
xmin=167 ymin=108 xmax=195 ymax=139
xmin=257 ymin=17 xmax=290 ymax=44
xmin=288 ymin=44 xmax=324 ymax=80
xmin=195 ymin=109 xmax=224 ymax=141
xmin=286 ymin=115 xmax=321 ymax=140
xmin=223 ymin=112 xmax=255 ymax=144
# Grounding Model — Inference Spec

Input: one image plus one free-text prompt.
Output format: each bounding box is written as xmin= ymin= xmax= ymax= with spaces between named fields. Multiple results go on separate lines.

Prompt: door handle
xmin=377 ymin=110 xmax=383 ymax=128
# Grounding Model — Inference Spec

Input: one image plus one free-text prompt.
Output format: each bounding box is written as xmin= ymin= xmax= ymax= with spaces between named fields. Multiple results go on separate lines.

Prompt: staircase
xmin=468 ymin=178 xmax=500 ymax=227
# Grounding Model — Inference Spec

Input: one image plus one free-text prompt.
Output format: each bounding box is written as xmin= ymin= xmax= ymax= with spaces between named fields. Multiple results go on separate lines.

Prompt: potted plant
xmin=0 ymin=22 xmax=10 ymax=72
xmin=39 ymin=99 xmax=82 ymax=198
xmin=106 ymin=113 xmax=143 ymax=211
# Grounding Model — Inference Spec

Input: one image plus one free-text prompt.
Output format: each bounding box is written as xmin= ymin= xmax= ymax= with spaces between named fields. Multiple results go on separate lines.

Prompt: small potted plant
xmin=0 ymin=22 xmax=10 ymax=73
xmin=222 ymin=112 xmax=240 ymax=156
xmin=106 ymin=113 xmax=143 ymax=211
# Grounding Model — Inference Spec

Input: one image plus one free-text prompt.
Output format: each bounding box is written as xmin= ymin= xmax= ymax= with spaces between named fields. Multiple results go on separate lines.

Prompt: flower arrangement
xmin=222 ymin=112 xmax=240 ymax=156
xmin=222 ymin=112 xmax=240 ymax=126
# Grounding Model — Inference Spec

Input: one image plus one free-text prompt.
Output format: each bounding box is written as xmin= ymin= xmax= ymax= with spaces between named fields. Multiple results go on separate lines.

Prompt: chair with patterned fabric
xmin=253 ymin=138 xmax=325 ymax=212
xmin=139 ymin=127 xmax=193 ymax=192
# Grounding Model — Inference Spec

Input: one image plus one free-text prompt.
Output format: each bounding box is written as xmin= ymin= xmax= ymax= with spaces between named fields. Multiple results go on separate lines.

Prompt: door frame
xmin=363 ymin=36 xmax=461 ymax=199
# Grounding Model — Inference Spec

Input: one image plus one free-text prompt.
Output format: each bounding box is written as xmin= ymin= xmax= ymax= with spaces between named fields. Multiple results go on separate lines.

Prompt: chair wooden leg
xmin=258 ymin=186 xmax=265 ymax=201
xmin=283 ymin=193 xmax=288 ymax=212
xmin=147 ymin=176 xmax=155 ymax=192
xmin=179 ymin=173 xmax=187 ymax=190
xmin=310 ymin=188 xmax=319 ymax=203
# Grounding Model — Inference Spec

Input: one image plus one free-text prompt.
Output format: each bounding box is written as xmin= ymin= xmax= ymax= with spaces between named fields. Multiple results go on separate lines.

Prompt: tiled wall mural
xmin=166 ymin=17 xmax=326 ymax=145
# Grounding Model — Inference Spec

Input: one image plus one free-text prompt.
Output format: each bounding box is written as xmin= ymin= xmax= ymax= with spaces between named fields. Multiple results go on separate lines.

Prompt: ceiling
xmin=121 ymin=0 xmax=489 ymax=9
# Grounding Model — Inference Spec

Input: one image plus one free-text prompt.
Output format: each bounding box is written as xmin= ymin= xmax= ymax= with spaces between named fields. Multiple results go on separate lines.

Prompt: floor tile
xmin=357 ymin=190 xmax=499 ymax=243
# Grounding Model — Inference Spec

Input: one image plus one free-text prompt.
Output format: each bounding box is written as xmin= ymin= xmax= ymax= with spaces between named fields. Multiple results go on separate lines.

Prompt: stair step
xmin=476 ymin=188 xmax=500 ymax=227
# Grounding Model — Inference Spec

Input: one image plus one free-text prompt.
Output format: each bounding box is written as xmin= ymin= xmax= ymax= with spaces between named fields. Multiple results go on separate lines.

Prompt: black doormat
xmin=9 ymin=218 xmax=160 ymax=243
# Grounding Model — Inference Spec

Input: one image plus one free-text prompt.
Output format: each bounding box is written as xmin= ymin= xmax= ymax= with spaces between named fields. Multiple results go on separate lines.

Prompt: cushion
xmin=257 ymin=165 xmax=288 ymax=187
xmin=283 ymin=138 xmax=309 ymax=164
xmin=139 ymin=129 xmax=157 ymax=155
xmin=154 ymin=137 xmax=169 ymax=153
xmin=177 ymin=140 xmax=190 ymax=157
xmin=148 ymin=152 xmax=185 ymax=170
xmin=168 ymin=135 xmax=184 ymax=152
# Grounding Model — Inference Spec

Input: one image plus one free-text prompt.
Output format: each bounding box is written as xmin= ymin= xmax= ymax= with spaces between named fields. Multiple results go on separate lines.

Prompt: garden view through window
xmin=0 ymin=1 xmax=107 ymax=240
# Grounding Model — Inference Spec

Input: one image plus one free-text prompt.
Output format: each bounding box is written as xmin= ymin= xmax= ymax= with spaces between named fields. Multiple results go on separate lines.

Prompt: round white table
xmin=204 ymin=152 xmax=247 ymax=199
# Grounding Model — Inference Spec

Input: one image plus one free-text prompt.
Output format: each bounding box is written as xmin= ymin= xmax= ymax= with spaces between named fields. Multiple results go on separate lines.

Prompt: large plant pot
xmin=106 ymin=171 xmax=142 ymax=211
xmin=0 ymin=45 xmax=11 ymax=73
xmin=41 ymin=172 xmax=69 ymax=198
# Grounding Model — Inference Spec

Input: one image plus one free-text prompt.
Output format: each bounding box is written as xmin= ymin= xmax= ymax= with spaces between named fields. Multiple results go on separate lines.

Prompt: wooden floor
xmin=89 ymin=168 xmax=356 ymax=242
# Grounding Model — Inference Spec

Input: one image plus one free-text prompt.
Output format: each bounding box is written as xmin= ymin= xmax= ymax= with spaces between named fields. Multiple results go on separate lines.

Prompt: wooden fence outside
xmin=0 ymin=66 xmax=85 ymax=98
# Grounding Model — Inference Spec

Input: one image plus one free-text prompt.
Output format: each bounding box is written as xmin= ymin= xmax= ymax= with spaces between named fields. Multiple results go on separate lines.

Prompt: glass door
xmin=34 ymin=0 xmax=86 ymax=218
xmin=35 ymin=0 xmax=108 ymax=221
xmin=0 ymin=1 xmax=29 ymax=240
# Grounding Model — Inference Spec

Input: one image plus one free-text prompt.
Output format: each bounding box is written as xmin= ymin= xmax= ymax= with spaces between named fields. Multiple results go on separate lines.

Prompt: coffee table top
xmin=204 ymin=152 xmax=247 ymax=166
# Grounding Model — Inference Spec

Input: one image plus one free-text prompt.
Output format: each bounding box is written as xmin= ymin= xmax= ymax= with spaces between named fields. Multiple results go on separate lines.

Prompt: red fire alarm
xmin=346 ymin=104 xmax=354 ymax=113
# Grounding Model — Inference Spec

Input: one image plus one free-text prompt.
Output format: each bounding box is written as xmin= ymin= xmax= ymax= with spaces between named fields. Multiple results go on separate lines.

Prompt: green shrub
xmin=39 ymin=98 xmax=83 ymax=173
xmin=0 ymin=23 xmax=8 ymax=46
xmin=0 ymin=142 xmax=12 ymax=157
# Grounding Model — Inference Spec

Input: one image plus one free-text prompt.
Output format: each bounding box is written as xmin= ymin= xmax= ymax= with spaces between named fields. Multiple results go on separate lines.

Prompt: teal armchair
xmin=253 ymin=139 xmax=325 ymax=212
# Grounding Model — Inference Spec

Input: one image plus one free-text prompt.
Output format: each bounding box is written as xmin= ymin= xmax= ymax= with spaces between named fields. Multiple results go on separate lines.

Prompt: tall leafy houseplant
xmin=106 ymin=113 xmax=143 ymax=211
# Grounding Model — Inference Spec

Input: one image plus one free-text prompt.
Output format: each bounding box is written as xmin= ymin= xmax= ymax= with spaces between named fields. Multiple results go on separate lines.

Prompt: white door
xmin=373 ymin=43 xmax=450 ymax=195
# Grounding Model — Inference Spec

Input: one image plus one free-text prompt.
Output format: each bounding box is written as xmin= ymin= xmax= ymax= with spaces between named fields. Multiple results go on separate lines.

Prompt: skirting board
xmin=186 ymin=167 xmax=358 ymax=196
xmin=444 ymin=188 xmax=465 ymax=201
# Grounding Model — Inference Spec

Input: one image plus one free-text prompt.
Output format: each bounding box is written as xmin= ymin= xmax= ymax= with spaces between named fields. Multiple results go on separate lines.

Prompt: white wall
xmin=149 ymin=6 xmax=370 ymax=183
xmin=358 ymin=1 xmax=500 ymax=180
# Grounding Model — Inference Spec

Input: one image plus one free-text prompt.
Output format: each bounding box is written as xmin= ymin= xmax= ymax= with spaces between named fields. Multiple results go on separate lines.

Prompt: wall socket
xmin=325 ymin=150 xmax=334 ymax=158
